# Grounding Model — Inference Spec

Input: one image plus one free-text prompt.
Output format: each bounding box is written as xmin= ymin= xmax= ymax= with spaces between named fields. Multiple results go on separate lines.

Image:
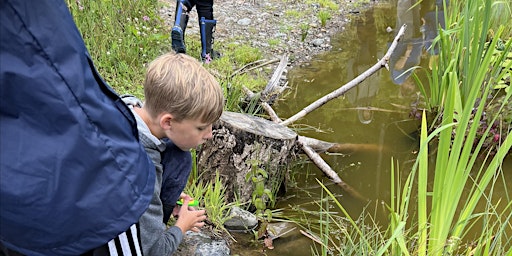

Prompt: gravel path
xmin=159 ymin=0 xmax=376 ymax=67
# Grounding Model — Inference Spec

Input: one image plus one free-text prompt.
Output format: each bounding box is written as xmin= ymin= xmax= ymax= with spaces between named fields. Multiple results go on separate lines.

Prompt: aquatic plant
xmin=413 ymin=0 xmax=511 ymax=155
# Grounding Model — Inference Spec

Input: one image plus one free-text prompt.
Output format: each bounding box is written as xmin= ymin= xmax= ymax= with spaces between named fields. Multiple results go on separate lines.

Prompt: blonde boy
xmin=122 ymin=52 xmax=224 ymax=255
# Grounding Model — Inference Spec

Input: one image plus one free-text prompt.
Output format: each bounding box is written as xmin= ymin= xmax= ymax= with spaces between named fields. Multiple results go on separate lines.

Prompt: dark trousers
xmin=187 ymin=0 xmax=214 ymax=20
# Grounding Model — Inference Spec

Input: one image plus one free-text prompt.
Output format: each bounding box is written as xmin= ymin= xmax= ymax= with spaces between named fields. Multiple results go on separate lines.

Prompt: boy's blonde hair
xmin=143 ymin=53 xmax=224 ymax=124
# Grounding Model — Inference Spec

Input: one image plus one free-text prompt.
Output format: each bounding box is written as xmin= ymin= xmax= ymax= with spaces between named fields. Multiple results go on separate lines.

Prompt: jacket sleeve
xmin=138 ymin=145 xmax=184 ymax=255
xmin=0 ymin=1 xmax=155 ymax=254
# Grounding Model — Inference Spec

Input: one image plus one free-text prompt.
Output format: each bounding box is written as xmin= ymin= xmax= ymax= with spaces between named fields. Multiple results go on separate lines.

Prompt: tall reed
xmin=390 ymin=0 xmax=512 ymax=254
xmin=415 ymin=0 xmax=511 ymax=111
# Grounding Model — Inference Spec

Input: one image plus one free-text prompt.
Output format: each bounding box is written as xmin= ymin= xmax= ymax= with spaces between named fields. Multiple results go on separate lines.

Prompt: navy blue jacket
xmin=160 ymin=139 xmax=192 ymax=223
xmin=0 ymin=0 xmax=155 ymax=255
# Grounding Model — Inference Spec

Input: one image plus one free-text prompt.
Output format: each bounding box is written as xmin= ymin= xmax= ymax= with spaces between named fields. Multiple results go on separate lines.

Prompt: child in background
xmin=122 ymin=52 xmax=225 ymax=255
xmin=171 ymin=0 xmax=221 ymax=62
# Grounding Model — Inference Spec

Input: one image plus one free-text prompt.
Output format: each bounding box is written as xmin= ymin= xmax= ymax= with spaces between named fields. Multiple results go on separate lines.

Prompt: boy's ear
xmin=160 ymin=113 xmax=174 ymax=130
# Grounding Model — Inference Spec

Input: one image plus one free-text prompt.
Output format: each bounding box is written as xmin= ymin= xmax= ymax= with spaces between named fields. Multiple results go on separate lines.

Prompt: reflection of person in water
xmin=390 ymin=0 xmax=424 ymax=91
xmin=389 ymin=0 xmax=446 ymax=95
xmin=346 ymin=9 xmax=380 ymax=124
xmin=421 ymin=0 xmax=447 ymax=61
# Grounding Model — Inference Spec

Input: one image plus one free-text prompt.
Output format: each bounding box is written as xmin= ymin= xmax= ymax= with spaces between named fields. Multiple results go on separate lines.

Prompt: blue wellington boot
xmin=171 ymin=0 xmax=190 ymax=53
xmin=200 ymin=17 xmax=221 ymax=63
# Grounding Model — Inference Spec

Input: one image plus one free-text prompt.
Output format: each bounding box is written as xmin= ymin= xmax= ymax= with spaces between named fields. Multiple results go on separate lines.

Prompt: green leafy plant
xmin=415 ymin=0 xmax=511 ymax=112
xmin=300 ymin=23 xmax=310 ymax=42
xmin=245 ymin=160 xmax=274 ymax=219
xmin=204 ymin=172 xmax=234 ymax=233
xmin=296 ymin=0 xmax=512 ymax=255
xmin=185 ymin=171 xmax=235 ymax=237
xmin=387 ymin=0 xmax=512 ymax=254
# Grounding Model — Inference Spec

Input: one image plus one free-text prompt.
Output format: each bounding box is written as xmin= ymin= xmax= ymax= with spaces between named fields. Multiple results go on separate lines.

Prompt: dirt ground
xmin=159 ymin=0 xmax=378 ymax=67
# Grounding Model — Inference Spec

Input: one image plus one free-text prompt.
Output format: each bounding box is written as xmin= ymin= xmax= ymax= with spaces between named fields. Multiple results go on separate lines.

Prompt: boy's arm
xmin=139 ymin=171 xmax=184 ymax=255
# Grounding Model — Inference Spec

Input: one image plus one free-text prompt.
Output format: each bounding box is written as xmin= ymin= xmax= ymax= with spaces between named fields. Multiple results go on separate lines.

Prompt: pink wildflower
xmin=143 ymin=16 xmax=150 ymax=21
xmin=76 ymin=0 xmax=84 ymax=11
xmin=204 ymin=53 xmax=212 ymax=64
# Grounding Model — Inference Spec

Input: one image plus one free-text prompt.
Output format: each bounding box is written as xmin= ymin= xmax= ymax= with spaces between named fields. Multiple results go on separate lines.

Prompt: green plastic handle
xmin=176 ymin=199 xmax=199 ymax=207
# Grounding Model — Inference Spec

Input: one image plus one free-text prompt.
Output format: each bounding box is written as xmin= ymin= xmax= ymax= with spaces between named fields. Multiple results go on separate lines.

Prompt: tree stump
xmin=196 ymin=111 xmax=298 ymax=203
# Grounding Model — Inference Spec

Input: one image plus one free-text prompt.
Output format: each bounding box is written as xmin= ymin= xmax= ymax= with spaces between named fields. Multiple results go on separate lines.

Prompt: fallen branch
xmin=298 ymin=139 xmax=367 ymax=202
xmin=299 ymin=230 xmax=327 ymax=247
xmin=241 ymin=57 xmax=367 ymax=201
xmin=299 ymin=136 xmax=385 ymax=154
xmin=280 ymin=24 xmax=407 ymax=126
xmin=230 ymin=58 xmax=280 ymax=78
xmin=261 ymin=54 xmax=289 ymax=101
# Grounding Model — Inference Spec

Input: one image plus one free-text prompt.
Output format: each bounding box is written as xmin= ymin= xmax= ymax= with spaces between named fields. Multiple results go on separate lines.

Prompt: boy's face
xmin=164 ymin=117 xmax=214 ymax=151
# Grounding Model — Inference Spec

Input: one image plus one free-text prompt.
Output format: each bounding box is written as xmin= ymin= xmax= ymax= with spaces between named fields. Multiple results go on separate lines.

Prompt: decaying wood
xmin=298 ymin=136 xmax=384 ymax=154
xmin=280 ymin=24 xmax=407 ymax=126
xmin=196 ymin=111 xmax=297 ymax=203
xmin=261 ymin=54 xmax=289 ymax=102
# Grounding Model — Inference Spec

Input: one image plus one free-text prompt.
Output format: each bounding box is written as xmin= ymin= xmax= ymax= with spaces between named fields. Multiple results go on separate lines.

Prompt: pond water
xmin=230 ymin=0 xmax=511 ymax=255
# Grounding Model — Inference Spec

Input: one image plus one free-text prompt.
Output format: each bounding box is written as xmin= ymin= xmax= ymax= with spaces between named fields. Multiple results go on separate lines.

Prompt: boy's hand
xmin=174 ymin=198 xmax=206 ymax=234
xmin=179 ymin=192 xmax=193 ymax=201
xmin=173 ymin=193 xmax=196 ymax=216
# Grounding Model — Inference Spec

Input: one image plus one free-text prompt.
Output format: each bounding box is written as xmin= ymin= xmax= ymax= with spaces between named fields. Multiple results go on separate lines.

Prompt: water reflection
xmin=232 ymin=0 xmax=510 ymax=255
xmin=346 ymin=8 xmax=380 ymax=125
xmin=390 ymin=0 xmax=446 ymax=89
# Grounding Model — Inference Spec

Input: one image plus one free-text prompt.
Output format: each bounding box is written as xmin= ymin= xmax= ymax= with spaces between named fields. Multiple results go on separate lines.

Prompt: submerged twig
xmin=298 ymin=140 xmax=368 ymax=202
xmin=299 ymin=230 xmax=327 ymax=247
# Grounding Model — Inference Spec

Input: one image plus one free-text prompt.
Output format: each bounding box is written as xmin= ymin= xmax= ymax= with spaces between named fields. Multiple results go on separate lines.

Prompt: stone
xmin=223 ymin=206 xmax=258 ymax=232
xmin=176 ymin=231 xmax=230 ymax=256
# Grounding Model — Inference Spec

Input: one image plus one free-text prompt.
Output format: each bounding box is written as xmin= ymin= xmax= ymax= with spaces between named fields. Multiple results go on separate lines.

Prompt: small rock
xmin=178 ymin=231 xmax=230 ymax=256
xmin=311 ymin=38 xmax=325 ymax=47
xmin=237 ymin=18 xmax=251 ymax=26
xmin=223 ymin=206 xmax=258 ymax=232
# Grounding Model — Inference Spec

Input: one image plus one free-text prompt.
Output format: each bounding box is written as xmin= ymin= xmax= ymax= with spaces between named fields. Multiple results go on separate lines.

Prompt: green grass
xmin=317 ymin=11 xmax=331 ymax=27
xmin=68 ymin=0 xmax=170 ymax=99
xmin=268 ymin=38 xmax=281 ymax=48
xmin=300 ymin=23 xmax=310 ymax=41
xmin=306 ymin=0 xmax=339 ymax=11
xmin=284 ymin=9 xmax=304 ymax=19
xmin=69 ymin=0 xmax=271 ymax=111
xmin=185 ymin=171 xmax=236 ymax=237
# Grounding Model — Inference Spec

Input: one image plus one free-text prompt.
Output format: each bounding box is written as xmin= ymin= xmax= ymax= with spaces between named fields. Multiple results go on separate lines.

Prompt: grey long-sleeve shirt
xmin=123 ymin=96 xmax=183 ymax=255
